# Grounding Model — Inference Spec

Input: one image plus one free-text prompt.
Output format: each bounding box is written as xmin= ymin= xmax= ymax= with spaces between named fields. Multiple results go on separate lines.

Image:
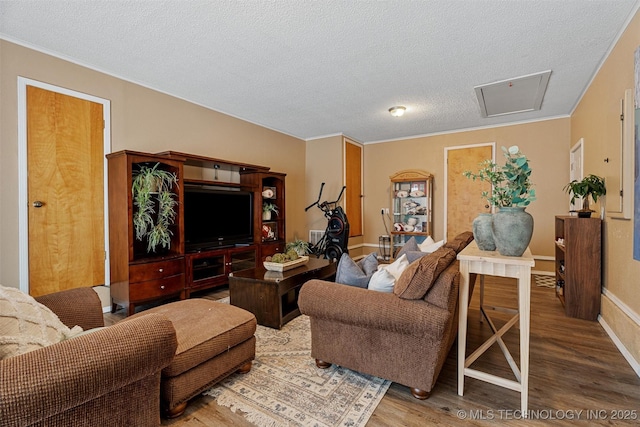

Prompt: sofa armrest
xmin=0 ymin=313 xmax=177 ymax=426
xmin=298 ymin=280 xmax=450 ymax=339
xmin=35 ymin=287 xmax=105 ymax=330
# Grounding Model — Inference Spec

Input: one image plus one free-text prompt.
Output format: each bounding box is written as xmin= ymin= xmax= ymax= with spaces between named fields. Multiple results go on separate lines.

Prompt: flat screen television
xmin=183 ymin=187 xmax=254 ymax=251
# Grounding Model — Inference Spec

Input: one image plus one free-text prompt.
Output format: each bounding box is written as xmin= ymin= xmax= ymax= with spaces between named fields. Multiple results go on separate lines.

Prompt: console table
xmin=228 ymin=258 xmax=336 ymax=329
xmin=457 ymin=241 xmax=535 ymax=417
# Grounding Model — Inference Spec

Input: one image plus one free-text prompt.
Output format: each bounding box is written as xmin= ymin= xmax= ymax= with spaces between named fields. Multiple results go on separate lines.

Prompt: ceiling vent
xmin=475 ymin=70 xmax=551 ymax=118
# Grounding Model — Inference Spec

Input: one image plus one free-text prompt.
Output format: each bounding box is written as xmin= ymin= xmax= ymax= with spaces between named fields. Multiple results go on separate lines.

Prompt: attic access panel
xmin=475 ymin=70 xmax=551 ymax=118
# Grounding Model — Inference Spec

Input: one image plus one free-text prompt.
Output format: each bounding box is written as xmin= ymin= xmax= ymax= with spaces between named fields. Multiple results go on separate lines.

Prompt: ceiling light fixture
xmin=388 ymin=106 xmax=406 ymax=117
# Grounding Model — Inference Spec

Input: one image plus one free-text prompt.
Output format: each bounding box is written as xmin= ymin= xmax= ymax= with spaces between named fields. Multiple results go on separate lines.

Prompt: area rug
xmin=204 ymin=300 xmax=391 ymax=427
xmin=534 ymin=274 xmax=556 ymax=288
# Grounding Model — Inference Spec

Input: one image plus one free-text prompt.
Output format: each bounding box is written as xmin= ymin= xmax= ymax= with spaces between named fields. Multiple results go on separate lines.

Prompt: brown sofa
xmin=298 ymin=232 xmax=476 ymax=399
xmin=0 ymin=287 xmax=177 ymax=427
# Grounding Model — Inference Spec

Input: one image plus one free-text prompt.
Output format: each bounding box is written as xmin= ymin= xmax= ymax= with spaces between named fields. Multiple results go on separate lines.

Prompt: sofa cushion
xmin=404 ymin=250 xmax=428 ymax=264
xmin=395 ymin=237 xmax=419 ymax=259
xmin=358 ymin=252 xmax=380 ymax=276
xmin=393 ymin=247 xmax=457 ymax=300
xmin=367 ymin=268 xmax=396 ymax=292
xmin=417 ymin=235 xmax=436 ymax=251
xmin=444 ymin=231 xmax=474 ymax=253
xmin=367 ymin=254 xmax=409 ymax=293
xmin=423 ymin=260 xmax=461 ymax=310
xmin=335 ymin=253 xmax=378 ymax=288
xmin=398 ymin=236 xmax=444 ymax=262
xmin=419 ymin=239 xmax=444 ymax=253
xmin=128 ymin=299 xmax=256 ymax=377
xmin=0 ymin=284 xmax=81 ymax=360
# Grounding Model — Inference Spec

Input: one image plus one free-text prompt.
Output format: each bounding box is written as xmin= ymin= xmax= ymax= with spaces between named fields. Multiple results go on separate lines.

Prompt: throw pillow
xmin=404 ymin=250 xmax=428 ymax=264
xmin=367 ymin=268 xmax=396 ymax=293
xmin=335 ymin=253 xmax=378 ymax=288
xmin=417 ymin=235 xmax=436 ymax=251
xmin=367 ymin=254 xmax=410 ymax=293
xmin=393 ymin=247 xmax=457 ymax=300
xmin=420 ymin=239 xmax=444 ymax=254
xmin=395 ymin=237 xmax=419 ymax=259
xmin=383 ymin=254 xmax=410 ymax=281
xmin=357 ymin=252 xmax=379 ymax=277
xmin=0 ymin=284 xmax=81 ymax=359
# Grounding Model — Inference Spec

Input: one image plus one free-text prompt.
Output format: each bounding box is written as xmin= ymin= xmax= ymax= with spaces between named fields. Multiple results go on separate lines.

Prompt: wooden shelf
xmin=554 ymin=216 xmax=602 ymax=320
xmin=183 ymin=178 xmax=245 ymax=188
xmin=157 ymin=151 xmax=270 ymax=172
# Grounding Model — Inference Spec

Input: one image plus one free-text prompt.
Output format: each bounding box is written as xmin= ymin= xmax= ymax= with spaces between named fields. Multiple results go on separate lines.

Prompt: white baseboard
xmin=603 ymin=287 xmax=640 ymax=326
xmin=598 ymin=314 xmax=640 ymax=377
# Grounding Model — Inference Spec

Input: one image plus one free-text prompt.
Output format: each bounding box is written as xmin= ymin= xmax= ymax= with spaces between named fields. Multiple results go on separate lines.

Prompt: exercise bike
xmin=304 ymin=183 xmax=350 ymax=261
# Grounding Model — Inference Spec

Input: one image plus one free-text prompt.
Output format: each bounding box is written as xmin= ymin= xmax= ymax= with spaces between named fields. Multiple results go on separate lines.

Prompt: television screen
xmin=183 ymin=187 xmax=253 ymax=250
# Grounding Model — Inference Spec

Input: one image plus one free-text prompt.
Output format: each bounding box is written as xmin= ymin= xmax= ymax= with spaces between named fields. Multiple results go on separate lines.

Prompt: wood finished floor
xmin=104 ymin=277 xmax=640 ymax=426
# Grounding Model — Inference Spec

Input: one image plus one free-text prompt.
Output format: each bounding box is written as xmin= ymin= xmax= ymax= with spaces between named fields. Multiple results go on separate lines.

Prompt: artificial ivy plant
xmin=132 ymin=162 xmax=178 ymax=253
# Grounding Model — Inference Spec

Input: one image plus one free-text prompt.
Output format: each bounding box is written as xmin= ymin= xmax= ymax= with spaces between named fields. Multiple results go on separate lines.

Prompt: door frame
xmin=343 ymin=137 xmax=363 ymax=237
xmin=17 ymin=77 xmax=112 ymax=293
xmin=443 ymin=142 xmax=495 ymax=241
xmin=569 ymin=138 xmax=584 ymax=212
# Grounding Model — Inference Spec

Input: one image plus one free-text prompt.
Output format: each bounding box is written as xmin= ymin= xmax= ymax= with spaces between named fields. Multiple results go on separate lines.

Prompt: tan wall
xmin=362 ymin=118 xmax=571 ymax=265
xmin=0 ymin=40 xmax=306 ymax=288
xmin=571 ymin=10 xmax=640 ymax=369
xmin=305 ymin=135 xmax=344 ymax=234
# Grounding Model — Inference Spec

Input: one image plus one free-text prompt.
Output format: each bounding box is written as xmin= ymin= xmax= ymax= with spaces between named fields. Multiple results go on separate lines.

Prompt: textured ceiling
xmin=1 ymin=1 xmax=638 ymax=143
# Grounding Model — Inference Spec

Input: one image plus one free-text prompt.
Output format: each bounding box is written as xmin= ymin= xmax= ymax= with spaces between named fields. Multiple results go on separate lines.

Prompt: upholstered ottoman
xmin=128 ymin=299 xmax=256 ymax=418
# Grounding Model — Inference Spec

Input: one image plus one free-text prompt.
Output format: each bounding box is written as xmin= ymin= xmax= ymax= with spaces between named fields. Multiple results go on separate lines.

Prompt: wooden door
xmin=344 ymin=139 xmax=363 ymax=237
xmin=446 ymin=144 xmax=493 ymax=241
xmin=27 ymin=86 xmax=105 ymax=296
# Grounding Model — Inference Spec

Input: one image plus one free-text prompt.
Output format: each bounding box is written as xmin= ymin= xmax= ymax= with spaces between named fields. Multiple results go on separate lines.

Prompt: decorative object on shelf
xmin=261 ymin=224 xmax=275 ymax=241
xmin=131 ymin=162 xmax=179 ymax=253
xmin=285 ymin=238 xmax=311 ymax=256
xmin=472 ymin=213 xmax=496 ymax=251
xmin=464 ymin=146 xmax=535 ymax=256
xmin=262 ymin=187 xmax=275 ymax=199
xmin=262 ymin=202 xmax=279 ymax=221
xmin=563 ymin=174 xmax=606 ymax=218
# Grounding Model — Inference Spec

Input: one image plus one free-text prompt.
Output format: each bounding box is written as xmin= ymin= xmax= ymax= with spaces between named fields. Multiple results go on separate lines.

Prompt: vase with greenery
xmin=563 ymin=174 xmax=606 ymax=218
xmin=285 ymin=238 xmax=311 ymax=256
xmin=463 ymin=145 xmax=536 ymax=208
xmin=464 ymin=146 xmax=535 ymax=256
xmin=263 ymin=202 xmax=279 ymax=221
xmin=132 ymin=163 xmax=179 ymax=253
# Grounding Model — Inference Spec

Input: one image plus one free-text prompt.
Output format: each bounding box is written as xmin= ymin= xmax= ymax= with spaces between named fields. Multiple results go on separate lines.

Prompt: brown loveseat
xmin=0 ymin=287 xmax=178 ymax=427
xmin=298 ymin=232 xmax=476 ymax=399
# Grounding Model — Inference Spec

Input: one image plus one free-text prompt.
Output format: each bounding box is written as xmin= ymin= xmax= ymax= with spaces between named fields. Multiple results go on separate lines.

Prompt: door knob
xmin=32 ymin=201 xmax=44 ymax=208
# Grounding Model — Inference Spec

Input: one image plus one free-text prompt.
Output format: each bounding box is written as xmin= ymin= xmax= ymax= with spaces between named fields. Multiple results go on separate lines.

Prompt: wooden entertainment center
xmin=106 ymin=150 xmax=286 ymax=315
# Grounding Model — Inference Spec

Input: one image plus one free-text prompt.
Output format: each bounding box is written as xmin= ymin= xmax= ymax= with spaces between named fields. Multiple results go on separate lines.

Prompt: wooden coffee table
xmin=229 ymin=257 xmax=336 ymax=329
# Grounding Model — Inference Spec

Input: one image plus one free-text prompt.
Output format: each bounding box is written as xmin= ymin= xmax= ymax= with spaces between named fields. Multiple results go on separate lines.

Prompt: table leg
xmin=518 ymin=267 xmax=531 ymax=417
xmin=458 ymin=260 xmax=470 ymax=396
xmin=479 ymin=274 xmax=484 ymax=322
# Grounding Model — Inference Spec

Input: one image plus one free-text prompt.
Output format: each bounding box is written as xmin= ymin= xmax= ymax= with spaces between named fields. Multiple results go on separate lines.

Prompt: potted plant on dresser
xmin=563 ymin=174 xmax=606 ymax=218
xmin=464 ymin=145 xmax=536 ymax=257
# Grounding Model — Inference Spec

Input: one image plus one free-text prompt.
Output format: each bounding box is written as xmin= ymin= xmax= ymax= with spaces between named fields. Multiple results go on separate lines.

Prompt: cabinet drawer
xmin=130 ymin=274 xmax=184 ymax=301
xmin=130 ymin=258 xmax=184 ymax=282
